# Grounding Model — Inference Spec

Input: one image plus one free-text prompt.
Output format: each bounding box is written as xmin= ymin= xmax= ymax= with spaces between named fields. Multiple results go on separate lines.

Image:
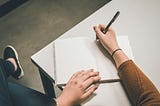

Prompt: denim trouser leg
xmin=0 ymin=59 xmax=14 ymax=106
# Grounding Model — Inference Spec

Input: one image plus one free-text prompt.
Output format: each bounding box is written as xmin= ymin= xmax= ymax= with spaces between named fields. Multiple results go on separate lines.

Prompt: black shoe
xmin=3 ymin=45 xmax=24 ymax=79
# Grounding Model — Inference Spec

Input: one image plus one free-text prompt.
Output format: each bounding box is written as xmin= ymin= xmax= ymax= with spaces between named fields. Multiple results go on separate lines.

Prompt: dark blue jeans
xmin=0 ymin=59 xmax=14 ymax=106
xmin=0 ymin=59 xmax=56 ymax=106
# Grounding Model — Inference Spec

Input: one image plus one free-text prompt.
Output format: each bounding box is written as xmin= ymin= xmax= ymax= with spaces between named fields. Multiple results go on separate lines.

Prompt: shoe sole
xmin=6 ymin=45 xmax=24 ymax=79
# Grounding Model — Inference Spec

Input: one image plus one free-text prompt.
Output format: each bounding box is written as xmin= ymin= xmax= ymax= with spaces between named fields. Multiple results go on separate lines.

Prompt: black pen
xmin=103 ymin=11 xmax=120 ymax=34
xmin=57 ymin=79 xmax=121 ymax=87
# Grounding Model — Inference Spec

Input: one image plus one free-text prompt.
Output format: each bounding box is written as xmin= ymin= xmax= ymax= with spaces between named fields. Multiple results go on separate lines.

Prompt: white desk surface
xmin=31 ymin=0 xmax=160 ymax=105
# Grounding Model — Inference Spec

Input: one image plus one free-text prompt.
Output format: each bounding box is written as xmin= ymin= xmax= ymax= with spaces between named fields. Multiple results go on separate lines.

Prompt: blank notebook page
xmin=55 ymin=37 xmax=97 ymax=84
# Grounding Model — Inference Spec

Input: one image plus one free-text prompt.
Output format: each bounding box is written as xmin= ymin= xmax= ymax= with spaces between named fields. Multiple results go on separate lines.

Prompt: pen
xmin=93 ymin=78 xmax=121 ymax=84
xmin=57 ymin=79 xmax=121 ymax=87
xmin=103 ymin=11 xmax=120 ymax=34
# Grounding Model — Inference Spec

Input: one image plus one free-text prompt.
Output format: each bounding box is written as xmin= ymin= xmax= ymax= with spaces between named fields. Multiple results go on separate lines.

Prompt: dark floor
xmin=0 ymin=0 xmax=109 ymax=92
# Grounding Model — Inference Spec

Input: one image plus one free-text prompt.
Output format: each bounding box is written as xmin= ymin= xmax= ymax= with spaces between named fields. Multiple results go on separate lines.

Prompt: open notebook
xmin=54 ymin=36 xmax=134 ymax=106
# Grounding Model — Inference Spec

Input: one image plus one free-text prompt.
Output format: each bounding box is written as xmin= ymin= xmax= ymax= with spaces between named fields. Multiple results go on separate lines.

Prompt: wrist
xmin=57 ymin=96 xmax=73 ymax=106
xmin=112 ymin=49 xmax=130 ymax=68
xmin=108 ymin=46 xmax=120 ymax=55
xmin=111 ymin=48 xmax=122 ymax=57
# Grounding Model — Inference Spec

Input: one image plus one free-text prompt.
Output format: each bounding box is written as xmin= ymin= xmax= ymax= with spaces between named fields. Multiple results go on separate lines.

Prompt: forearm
xmin=112 ymin=50 xmax=130 ymax=68
xmin=94 ymin=25 xmax=160 ymax=105
xmin=113 ymin=51 xmax=160 ymax=105
xmin=57 ymin=97 xmax=72 ymax=106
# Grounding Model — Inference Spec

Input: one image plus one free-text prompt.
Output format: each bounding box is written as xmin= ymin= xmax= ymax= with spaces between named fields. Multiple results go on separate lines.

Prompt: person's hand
xmin=57 ymin=69 xmax=100 ymax=106
xmin=93 ymin=24 xmax=120 ymax=55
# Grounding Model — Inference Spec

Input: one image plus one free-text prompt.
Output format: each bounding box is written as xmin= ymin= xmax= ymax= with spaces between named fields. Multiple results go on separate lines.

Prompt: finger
xmin=81 ymin=85 xmax=99 ymax=100
xmin=98 ymin=24 xmax=106 ymax=31
xmin=79 ymin=69 xmax=93 ymax=77
xmin=93 ymin=26 xmax=101 ymax=40
xmin=93 ymin=26 xmax=105 ymax=40
xmin=81 ymin=71 xmax=99 ymax=81
xmin=69 ymin=70 xmax=84 ymax=81
xmin=76 ymin=70 xmax=86 ymax=78
xmin=83 ymin=76 xmax=101 ymax=89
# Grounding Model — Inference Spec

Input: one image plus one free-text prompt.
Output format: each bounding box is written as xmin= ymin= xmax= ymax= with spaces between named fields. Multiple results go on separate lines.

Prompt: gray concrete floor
xmin=0 ymin=0 xmax=109 ymax=93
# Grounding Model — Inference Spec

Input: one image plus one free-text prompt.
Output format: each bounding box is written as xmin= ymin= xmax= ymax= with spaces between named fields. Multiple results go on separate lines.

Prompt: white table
xmin=31 ymin=0 xmax=160 ymax=105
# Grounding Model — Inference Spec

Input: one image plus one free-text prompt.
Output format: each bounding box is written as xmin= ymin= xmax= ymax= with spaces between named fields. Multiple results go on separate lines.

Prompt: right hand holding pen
xmin=93 ymin=24 xmax=120 ymax=55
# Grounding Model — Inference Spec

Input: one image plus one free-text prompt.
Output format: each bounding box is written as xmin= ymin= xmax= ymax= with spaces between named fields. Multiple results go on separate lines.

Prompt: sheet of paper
xmin=55 ymin=37 xmax=97 ymax=84
xmin=55 ymin=36 xmax=134 ymax=106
